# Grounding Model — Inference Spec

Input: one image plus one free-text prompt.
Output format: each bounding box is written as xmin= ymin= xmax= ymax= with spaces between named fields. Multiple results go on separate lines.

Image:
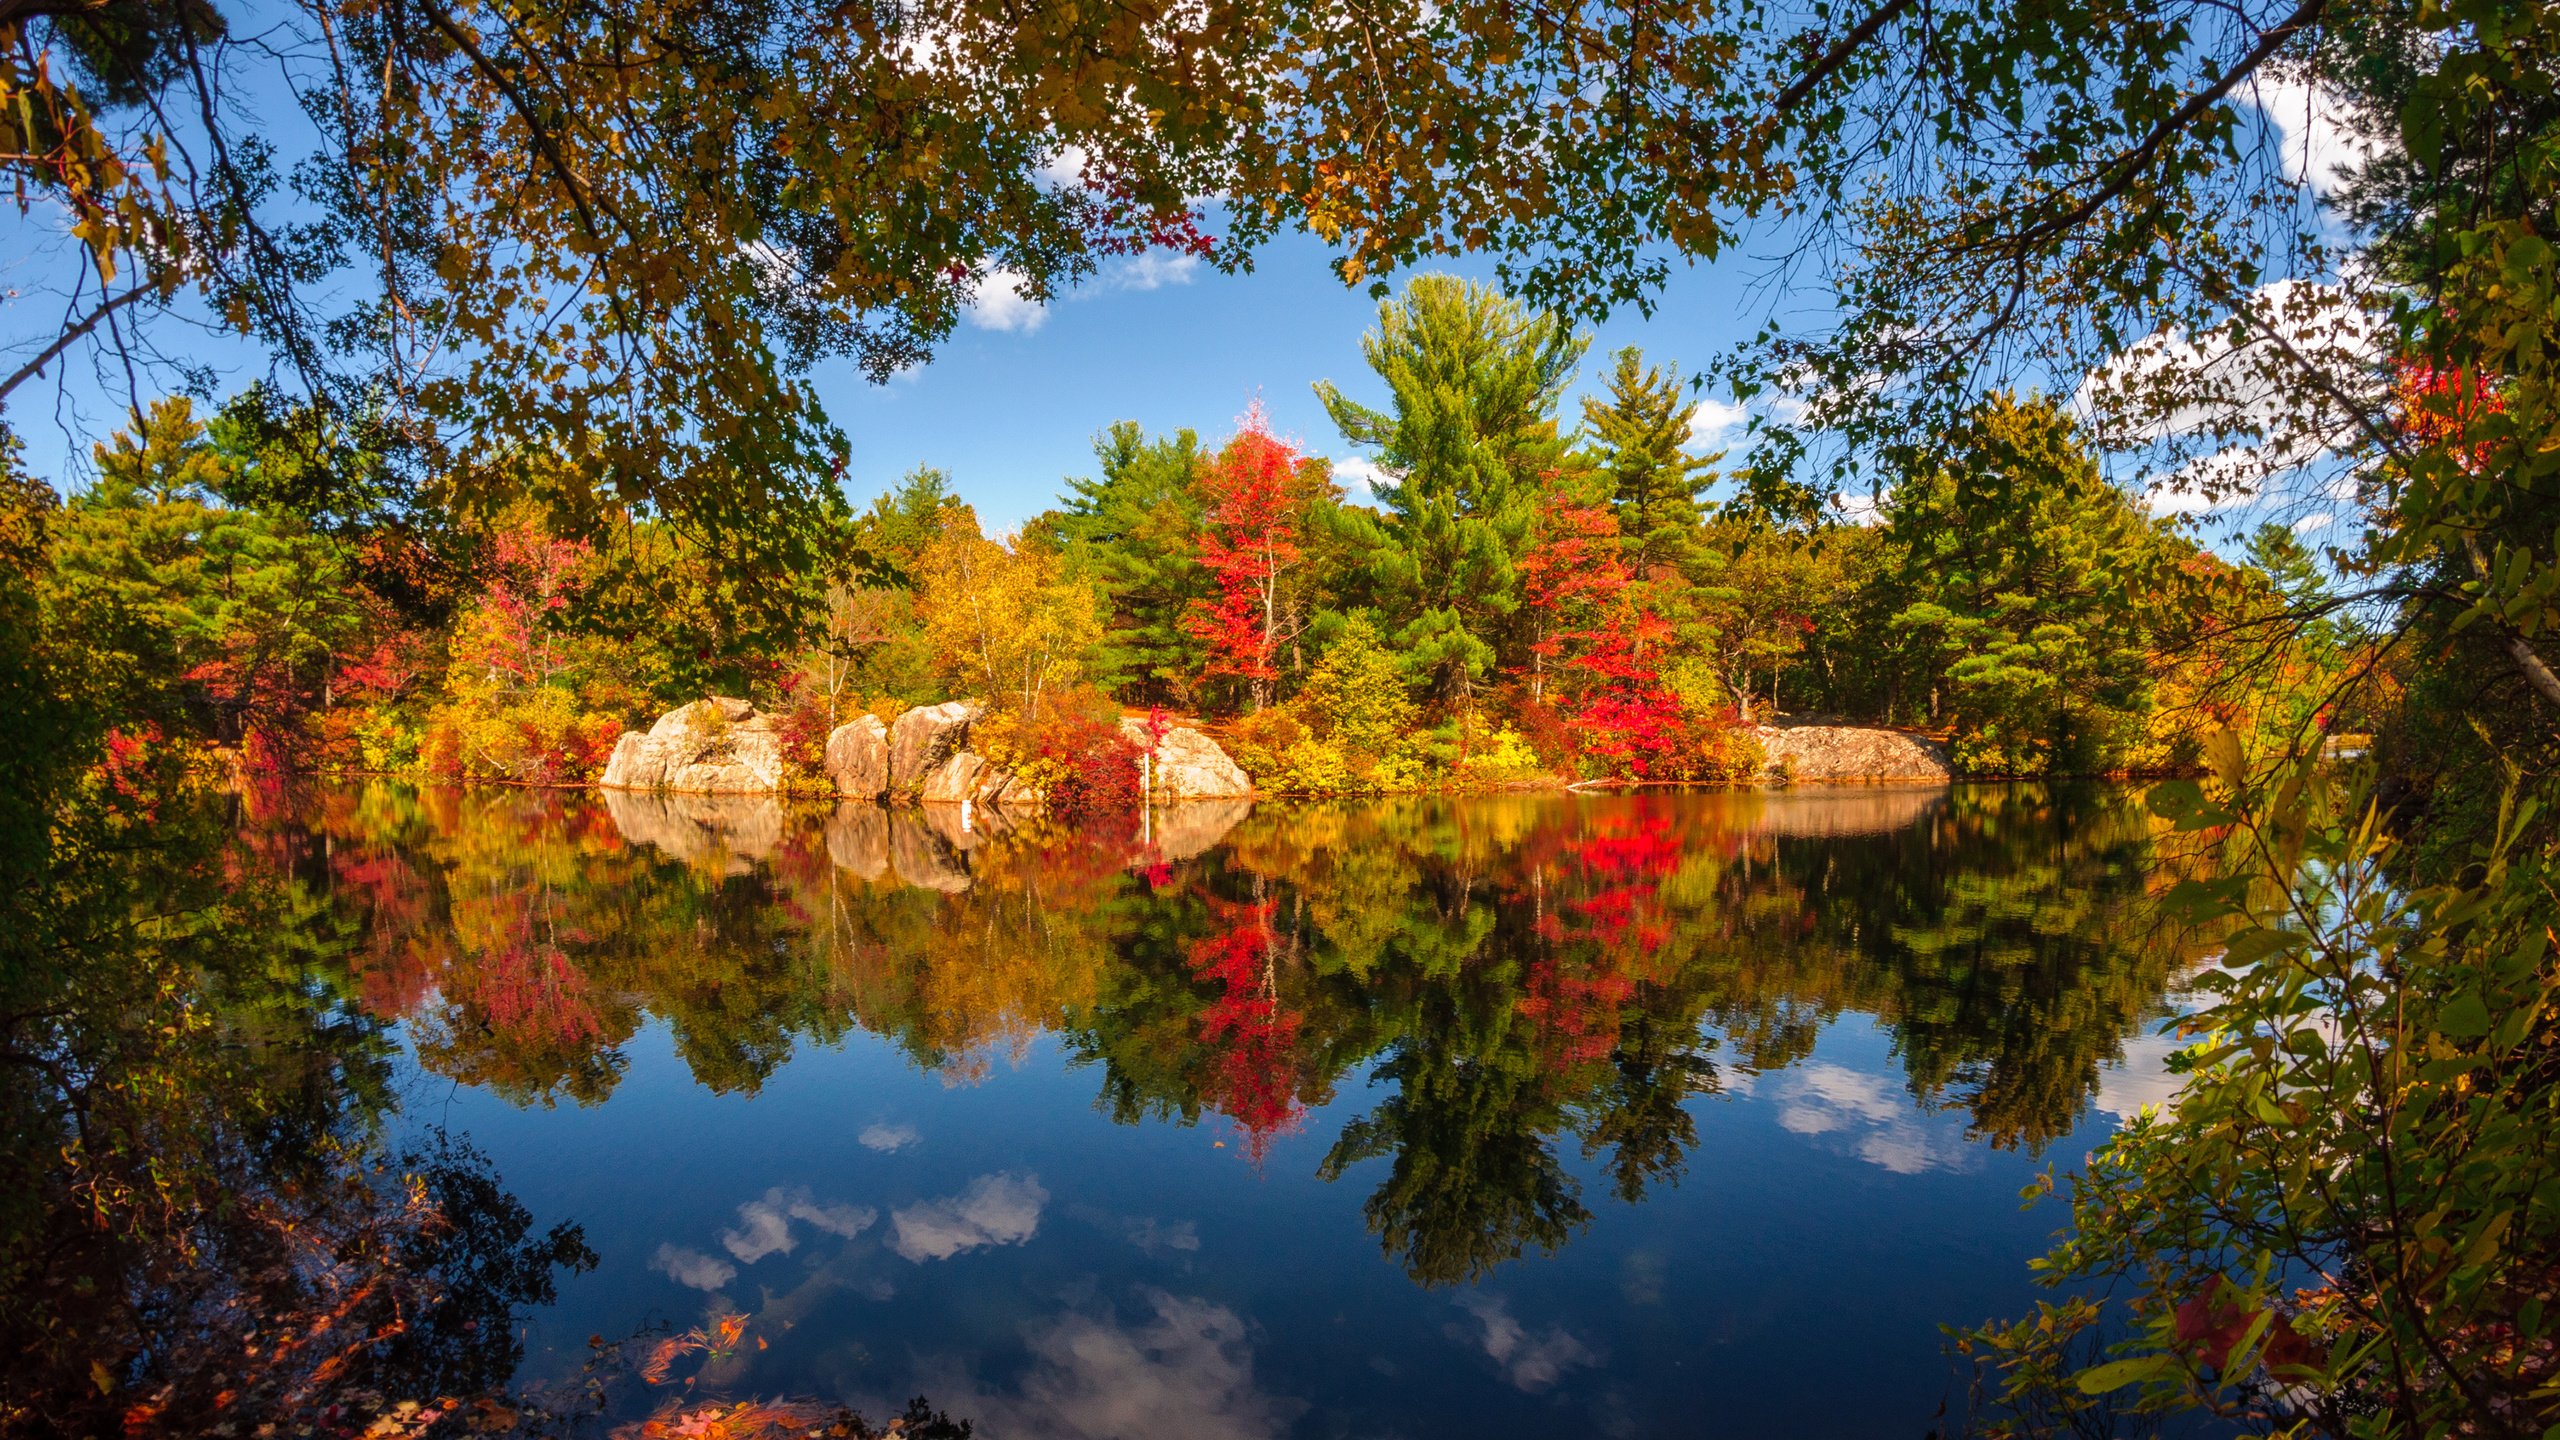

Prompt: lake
xmin=268 ymin=781 xmax=2207 ymax=1438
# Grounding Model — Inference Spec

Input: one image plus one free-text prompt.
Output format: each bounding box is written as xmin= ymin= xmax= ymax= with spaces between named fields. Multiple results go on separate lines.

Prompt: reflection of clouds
xmin=1619 ymin=1251 xmax=1665 ymax=1307
xmin=722 ymin=1185 xmax=880 ymax=1263
xmin=1070 ymin=1204 xmax=1201 ymax=1256
xmin=889 ymin=1173 xmax=1048 ymax=1262
xmin=859 ymin=1122 xmax=921 ymax=1153
xmin=1772 ymin=1064 xmax=1976 ymax=1176
xmin=962 ymin=1289 xmax=1302 ymax=1440
xmin=1451 ymin=1294 xmax=1599 ymax=1393
xmin=2093 ymin=1025 xmax=2190 ymax=1124
xmin=651 ymin=1243 xmax=737 ymax=1292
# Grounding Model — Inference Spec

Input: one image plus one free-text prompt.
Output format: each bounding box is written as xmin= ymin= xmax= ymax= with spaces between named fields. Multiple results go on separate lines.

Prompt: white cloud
xmin=888 ymin=1172 xmax=1049 ymax=1262
xmin=2255 ymin=77 xmax=2376 ymax=196
xmin=1450 ymin=1294 xmax=1599 ymax=1393
xmin=1101 ymin=253 xmax=1202 ymax=292
xmin=965 ymin=268 xmax=1047 ymax=333
xmin=1619 ymin=1251 xmax=1666 ymax=1307
xmin=2292 ymin=513 xmax=2336 ymax=534
xmin=2077 ymin=276 xmax=2387 ymax=515
xmin=943 ymin=1290 xmax=1301 ymax=1440
xmin=859 ymin=1122 xmax=921 ymax=1153
xmin=1772 ymin=1063 xmax=1975 ymax=1175
xmin=1831 ymin=489 xmax=1886 ymax=527
xmin=650 ymin=1243 xmax=737 ymax=1292
xmin=1039 ymin=144 xmax=1090 ymax=189
xmin=1329 ymin=456 xmax=1390 ymax=499
xmin=722 ymin=1192 xmax=797 ymax=1263
xmin=1687 ymin=397 xmax=1750 ymax=448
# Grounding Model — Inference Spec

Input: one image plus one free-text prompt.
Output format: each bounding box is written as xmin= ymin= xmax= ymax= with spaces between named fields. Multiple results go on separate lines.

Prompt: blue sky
xmin=823 ymin=233 xmax=1775 ymax=531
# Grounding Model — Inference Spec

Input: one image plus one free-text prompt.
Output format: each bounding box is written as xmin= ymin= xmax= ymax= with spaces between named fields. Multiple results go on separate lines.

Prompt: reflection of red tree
xmin=466 ymin=935 xmax=604 ymax=1053
xmin=1186 ymin=898 xmax=1305 ymax=1163
xmin=1517 ymin=807 xmax=1683 ymax=1066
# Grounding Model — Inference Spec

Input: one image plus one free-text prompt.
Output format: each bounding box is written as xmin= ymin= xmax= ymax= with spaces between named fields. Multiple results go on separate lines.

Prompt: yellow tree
xmin=914 ymin=514 xmax=1100 ymax=717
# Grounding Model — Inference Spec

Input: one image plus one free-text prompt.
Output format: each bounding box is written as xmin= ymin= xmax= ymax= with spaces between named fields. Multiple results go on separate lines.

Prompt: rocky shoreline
xmin=597 ymin=697 xmax=1255 ymax=807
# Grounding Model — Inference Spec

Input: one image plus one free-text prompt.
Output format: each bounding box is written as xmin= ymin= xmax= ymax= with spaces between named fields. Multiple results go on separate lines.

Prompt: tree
xmin=1316 ymin=275 xmax=1588 ymax=703
xmin=1035 ymin=425 xmax=1212 ymax=706
xmin=914 ymin=513 xmax=1100 ymax=717
xmin=48 ymin=400 xmax=367 ymax=768
xmin=1184 ymin=412 xmax=1328 ymax=712
xmin=1579 ymin=347 xmax=1717 ymax=570
xmin=1882 ymin=397 xmax=2178 ymax=776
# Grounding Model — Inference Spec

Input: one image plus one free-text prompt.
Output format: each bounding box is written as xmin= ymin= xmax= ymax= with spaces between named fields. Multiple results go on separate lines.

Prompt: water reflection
xmin=301 ymin=782 xmax=2212 ymax=1292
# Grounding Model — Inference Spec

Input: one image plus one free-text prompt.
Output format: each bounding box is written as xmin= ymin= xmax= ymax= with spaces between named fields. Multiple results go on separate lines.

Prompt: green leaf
xmin=2439 ymin=991 xmax=2493 ymax=1039
xmin=2073 ymin=1354 xmax=2177 ymax=1394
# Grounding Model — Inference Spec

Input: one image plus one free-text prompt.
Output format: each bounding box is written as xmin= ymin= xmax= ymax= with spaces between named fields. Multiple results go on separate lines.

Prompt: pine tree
xmin=1314 ymin=276 xmax=1587 ymax=704
xmin=1885 ymin=395 xmax=2176 ymax=774
xmin=1579 ymin=347 xmax=1715 ymax=570
xmin=1036 ymin=424 xmax=1211 ymax=707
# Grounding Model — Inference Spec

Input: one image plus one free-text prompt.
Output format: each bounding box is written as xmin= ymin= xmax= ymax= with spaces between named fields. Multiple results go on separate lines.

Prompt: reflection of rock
xmin=600 ymin=697 xmax=790 ymax=793
xmin=1744 ymin=783 xmax=1948 ymax=836
xmin=889 ymin=811 xmax=972 ymax=892
xmin=1144 ymin=798 xmax=1252 ymax=862
xmin=603 ymin=789 xmax=787 ymax=874
xmin=824 ymin=803 xmax=890 ymax=880
xmin=1753 ymin=724 xmax=1951 ymax=783
xmin=825 ymin=715 xmax=890 ymax=801
xmin=890 ymin=701 xmax=981 ymax=797
xmin=1121 ymin=720 xmax=1253 ymax=799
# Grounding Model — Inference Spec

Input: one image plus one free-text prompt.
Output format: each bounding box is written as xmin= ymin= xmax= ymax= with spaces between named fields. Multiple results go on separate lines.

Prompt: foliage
xmin=1882 ymin=396 xmax=2185 ymax=777
xmin=1317 ymin=276 xmax=1589 ymax=702
xmin=1225 ymin=617 xmax=1431 ymax=794
xmin=1581 ymin=347 xmax=1718 ymax=571
xmin=1035 ymin=426 xmax=1213 ymax=706
xmin=1183 ymin=413 xmax=1328 ymax=713
xmin=913 ymin=513 xmax=1101 ymax=719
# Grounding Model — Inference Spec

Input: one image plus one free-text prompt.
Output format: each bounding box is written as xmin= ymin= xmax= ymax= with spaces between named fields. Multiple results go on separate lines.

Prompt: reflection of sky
xmin=403 ymin=1011 xmax=2132 ymax=1439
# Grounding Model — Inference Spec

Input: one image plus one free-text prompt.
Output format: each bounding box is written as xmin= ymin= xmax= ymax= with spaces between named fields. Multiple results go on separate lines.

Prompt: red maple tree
xmin=1186 ymin=409 xmax=1315 ymax=711
xmin=1516 ymin=494 xmax=1692 ymax=777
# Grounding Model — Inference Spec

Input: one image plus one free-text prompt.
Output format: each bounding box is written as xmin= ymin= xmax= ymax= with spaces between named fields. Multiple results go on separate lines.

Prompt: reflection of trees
xmin=1 ymin=782 xmax=591 ymax=1435
xmin=288 ymin=781 xmax=2204 ymax=1286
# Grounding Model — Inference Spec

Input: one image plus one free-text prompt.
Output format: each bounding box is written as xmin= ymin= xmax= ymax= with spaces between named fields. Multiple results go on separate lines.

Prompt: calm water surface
xmin=287 ymin=783 xmax=2206 ymax=1438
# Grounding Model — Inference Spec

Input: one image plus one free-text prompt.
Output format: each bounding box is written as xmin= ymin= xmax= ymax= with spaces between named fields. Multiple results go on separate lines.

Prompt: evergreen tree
xmin=1034 ymin=424 xmax=1212 ymax=707
xmin=1315 ymin=276 xmax=1588 ymax=704
xmin=1884 ymin=395 xmax=2177 ymax=775
xmin=1578 ymin=347 xmax=1716 ymax=570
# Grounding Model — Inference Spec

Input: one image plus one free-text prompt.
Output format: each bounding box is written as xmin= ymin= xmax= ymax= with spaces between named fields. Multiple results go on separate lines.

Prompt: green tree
xmin=1032 ymin=423 xmax=1212 ymax=706
xmin=1579 ymin=347 xmax=1716 ymax=570
xmin=1316 ymin=276 xmax=1588 ymax=702
xmin=1883 ymin=397 xmax=2177 ymax=775
xmin=48 ymin=399 xmax=367 ymax=760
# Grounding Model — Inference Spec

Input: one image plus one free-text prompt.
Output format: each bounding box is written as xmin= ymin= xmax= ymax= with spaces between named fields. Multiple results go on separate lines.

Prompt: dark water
xmin=284 ymin=782 xmax=2206 ymax=1438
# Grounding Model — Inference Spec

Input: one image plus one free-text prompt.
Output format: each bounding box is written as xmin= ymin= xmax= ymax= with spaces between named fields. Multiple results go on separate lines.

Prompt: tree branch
xmin=1994 ymin=0 xmax=2326 ymax=250
xmin=1771 ymin=0 xmax=1917 ymax=117
xmin=0 ymin=284 xmax=153 ymax=404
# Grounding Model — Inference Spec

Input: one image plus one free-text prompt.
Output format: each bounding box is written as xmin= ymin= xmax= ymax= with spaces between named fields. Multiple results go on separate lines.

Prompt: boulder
xmin=824 ymin=714 xmax=891 ymax=801
xmin=598 ymin=697 xmax=789 ymax=794
xmin=1119 ymin=720 xmax=1253 ymax=799
xmin=1752 ymin=724 xmax=1952 ymax=784
xmin=919 ymin=749 xmax=988 ymax=805
xmin=889 ymin=701 xmax=982 ymax=797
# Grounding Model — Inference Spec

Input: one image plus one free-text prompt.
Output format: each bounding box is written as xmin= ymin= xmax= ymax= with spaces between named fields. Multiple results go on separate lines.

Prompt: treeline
xmin=16 ymin=276 xmax=2378 ymax=795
